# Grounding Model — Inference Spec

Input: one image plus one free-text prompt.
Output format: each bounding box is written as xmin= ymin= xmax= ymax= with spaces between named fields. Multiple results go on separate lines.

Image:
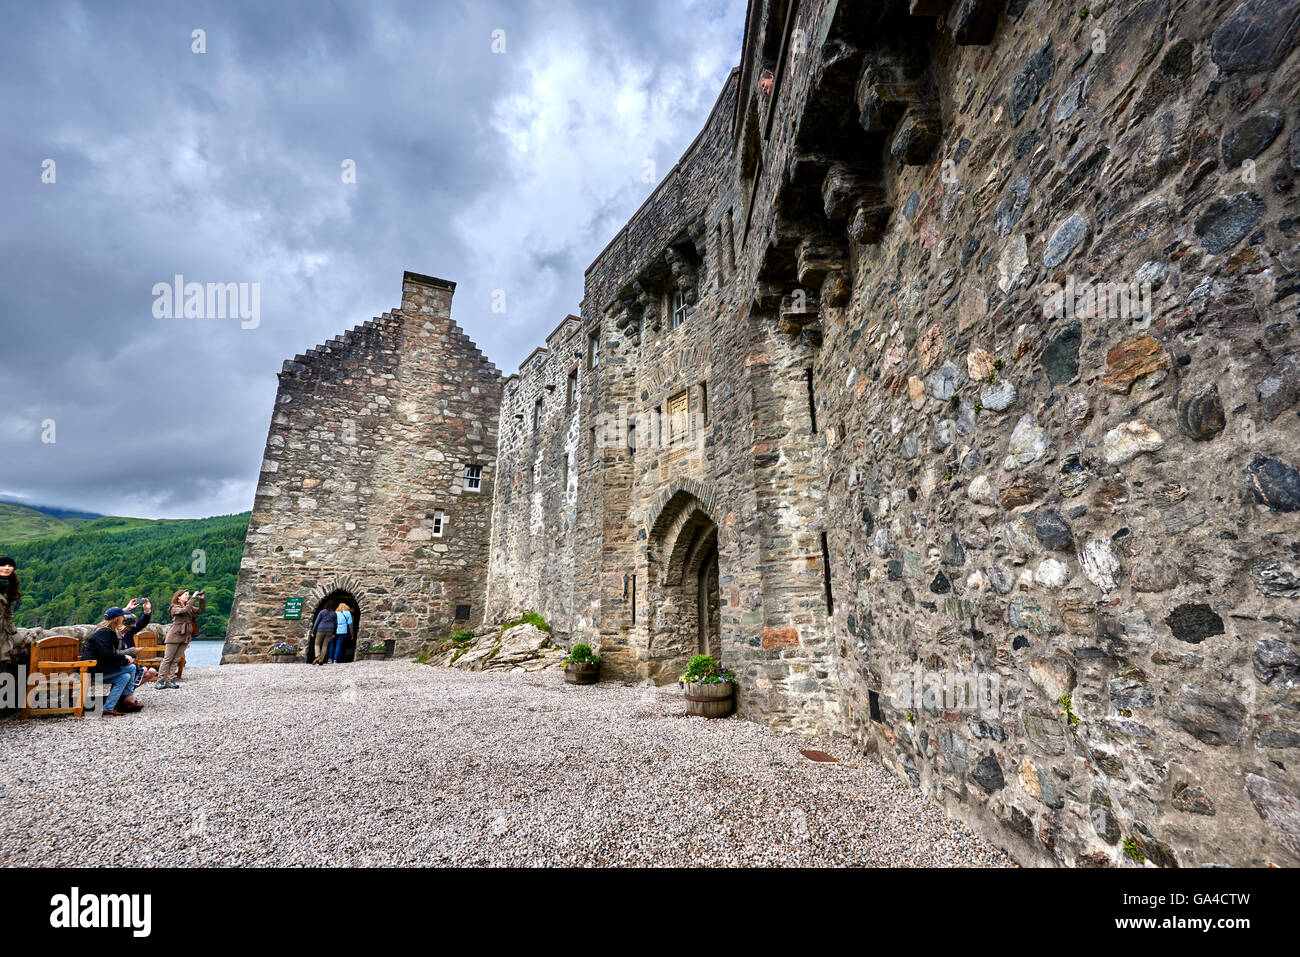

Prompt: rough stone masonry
xmin=229 ymin=0 xmax=1300 ymax=867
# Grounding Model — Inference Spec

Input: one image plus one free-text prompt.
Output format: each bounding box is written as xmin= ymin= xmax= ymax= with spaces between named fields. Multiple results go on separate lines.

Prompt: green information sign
xmin=284 ymin=597 xmax=304 ymax=620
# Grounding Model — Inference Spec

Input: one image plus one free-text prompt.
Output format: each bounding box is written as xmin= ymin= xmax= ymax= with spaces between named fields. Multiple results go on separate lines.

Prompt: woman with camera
xmin=159 ymin=588 xmax=204 ymax=689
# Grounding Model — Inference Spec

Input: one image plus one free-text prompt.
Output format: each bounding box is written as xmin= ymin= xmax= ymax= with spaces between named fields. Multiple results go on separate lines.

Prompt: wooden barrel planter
xmin=684 ymin=680 xmax=734 ymax=718
xmin=564 ymin=662 xmax=600 ymax=685
xmin=362 ymin=650 xmax=387 ymax=661
xmin=271 ymin=654 xmax=297 ymax=664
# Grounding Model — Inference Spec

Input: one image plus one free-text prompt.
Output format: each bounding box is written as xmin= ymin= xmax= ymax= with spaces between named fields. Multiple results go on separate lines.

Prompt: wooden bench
xmin=133 ymin=632 xmax=164 ymax=678
xmin=20 ymin=635 xmax=96 ymax=719
xmin=136 ymin=631 xmax=186 ymax=679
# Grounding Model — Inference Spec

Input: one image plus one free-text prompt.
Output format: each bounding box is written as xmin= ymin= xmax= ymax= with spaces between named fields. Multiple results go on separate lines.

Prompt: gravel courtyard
xmin=1 ymin=662 xmax=1012 ymax=867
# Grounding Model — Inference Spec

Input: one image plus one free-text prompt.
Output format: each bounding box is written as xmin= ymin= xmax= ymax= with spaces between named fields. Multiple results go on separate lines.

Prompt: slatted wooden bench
xmin=20 ymin=635 xmax=96 ymax=719
xmin=133 ymin=632 xmax=164 ymax=678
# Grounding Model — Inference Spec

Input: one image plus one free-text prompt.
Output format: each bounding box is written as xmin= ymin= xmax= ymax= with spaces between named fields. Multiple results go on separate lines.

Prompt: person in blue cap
xmin=84 ymin=602 xmax=147 ymax=716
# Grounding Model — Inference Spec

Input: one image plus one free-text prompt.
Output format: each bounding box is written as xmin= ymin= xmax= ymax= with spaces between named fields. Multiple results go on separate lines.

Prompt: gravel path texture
xmin=0 ymin=662 xmax=1013 ymax=867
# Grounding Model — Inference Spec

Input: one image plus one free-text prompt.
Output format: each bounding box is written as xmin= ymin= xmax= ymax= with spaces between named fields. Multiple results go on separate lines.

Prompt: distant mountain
xmin=0 ymin=497 xmax=103 ymax=523
xmin=0 ymin=503 xmax=80 ymax=544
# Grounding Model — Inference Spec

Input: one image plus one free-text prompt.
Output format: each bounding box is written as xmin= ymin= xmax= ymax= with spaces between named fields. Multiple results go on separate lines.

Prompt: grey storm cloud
xmin=0 ymin=0 xmax=745 ymax=519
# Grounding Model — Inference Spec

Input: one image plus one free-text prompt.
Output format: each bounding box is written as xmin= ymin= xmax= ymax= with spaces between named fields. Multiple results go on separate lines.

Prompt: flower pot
xmin=564 ymin=661 xmax=600 ymax=685
xmin=684 ymin=680 xmax=734 ymax=718
xmin=271 ymin=654 xmax=297 ymax=664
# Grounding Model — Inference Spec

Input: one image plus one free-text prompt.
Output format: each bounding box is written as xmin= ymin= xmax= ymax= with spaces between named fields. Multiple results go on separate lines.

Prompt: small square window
xmin=463 ymin=465 xmax=483 ymax=491
xmin=671 ymin=289 xmax=687 ymax=328
xmin=454 ymin=604 xmax=471 ymax=621
xmin=432 ymin=509 xmax=444 ymax=537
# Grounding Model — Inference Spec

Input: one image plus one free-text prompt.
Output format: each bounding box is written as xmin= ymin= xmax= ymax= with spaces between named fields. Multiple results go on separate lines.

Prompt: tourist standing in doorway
xmin=310 ymin=601 xmax=337 ymax=665
xmin=159 ymin=589 xmax=204 ymax=689
xmin=330 ymin=602 xmax=353 ymax=663
xmin=0 ymin=557 xmax=20 ymax=663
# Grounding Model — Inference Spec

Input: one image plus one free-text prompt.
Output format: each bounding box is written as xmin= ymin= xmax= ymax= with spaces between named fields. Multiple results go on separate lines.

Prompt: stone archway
xmin=307 ymin=576 xmax=363 ymax=663
xmin=646 ymin=488 xmax=722 ymax=684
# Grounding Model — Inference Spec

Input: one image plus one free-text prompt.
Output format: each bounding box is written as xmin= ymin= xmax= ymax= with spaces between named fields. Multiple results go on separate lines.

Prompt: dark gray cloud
xmin=0 ymin=0 xmax=744 ymax=518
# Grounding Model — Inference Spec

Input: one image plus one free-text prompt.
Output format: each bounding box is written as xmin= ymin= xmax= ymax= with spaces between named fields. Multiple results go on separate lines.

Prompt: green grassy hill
xmin=0 ymin=503 xmax=81 ymax=543
xmin=4 ymin=511 xmax=251 ymax=636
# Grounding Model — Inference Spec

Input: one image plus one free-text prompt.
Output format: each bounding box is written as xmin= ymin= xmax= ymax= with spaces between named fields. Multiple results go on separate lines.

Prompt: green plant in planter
xmin=679 ymin=654 xmax=735 ymax=685
xmin=361 ymin=642 xmax=387 ymax=655
xmin=269 ymin=642 xmax=298 ymax=656
xmin=563 ymin=643 xmax=600 ymax=666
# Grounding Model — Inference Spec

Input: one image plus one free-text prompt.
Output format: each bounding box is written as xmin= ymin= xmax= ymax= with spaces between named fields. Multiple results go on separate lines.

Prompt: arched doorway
xmin=310 ymin=590 xmax=361 ymax=663
xmin=646 ymin=490 xmax=722 ymax=683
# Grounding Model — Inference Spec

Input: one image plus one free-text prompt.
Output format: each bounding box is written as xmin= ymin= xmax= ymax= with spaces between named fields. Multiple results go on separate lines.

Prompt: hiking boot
xmin=101 ymin=710 xmax=125 ymax=718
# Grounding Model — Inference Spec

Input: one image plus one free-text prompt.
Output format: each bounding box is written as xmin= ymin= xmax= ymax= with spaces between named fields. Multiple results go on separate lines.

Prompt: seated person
xmin=84 ymin=606 xmax=147 ymax=716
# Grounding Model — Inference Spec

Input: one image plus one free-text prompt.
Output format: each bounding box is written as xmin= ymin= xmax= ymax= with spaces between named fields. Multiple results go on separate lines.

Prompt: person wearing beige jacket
xmin=159 ymin=588 xmax=204 ymax=689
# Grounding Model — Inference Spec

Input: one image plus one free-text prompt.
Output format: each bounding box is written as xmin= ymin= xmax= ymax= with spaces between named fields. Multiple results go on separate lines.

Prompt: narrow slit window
xmin=566 ymin=368 xmax=577 ymax=410
xmin=820 ymin=531 xmax=833 ymax=615
xmin=869 ymin=690 xmax=882 ymax=722
xmin=806 ymin=368 xmax=818 ymax=434
xmin=587 ymin=331 xmax=599 ymax=369
xmin=715 ymin=224 xmax=726 ymax=287
xmin=700 ymin=381 xmax=708 ymax=425
xmin=533 ymin=397 xmax=543 ymax=432
xmin=724 ymin=208 xmax=736 ymax=274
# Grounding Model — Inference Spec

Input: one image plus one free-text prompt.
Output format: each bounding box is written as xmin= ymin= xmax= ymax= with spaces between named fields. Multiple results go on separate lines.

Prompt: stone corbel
xmin=664 ymin=248 xmax=699 ymax=307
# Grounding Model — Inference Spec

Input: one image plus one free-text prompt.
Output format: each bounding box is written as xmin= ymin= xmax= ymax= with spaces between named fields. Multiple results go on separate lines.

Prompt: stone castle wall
xmin=224 ymin=272 xmax=501 ymax=660
xmin=486 ymin=66 xmax=842 ymax=732
xmin=485 ymin=0 xmax=1300 ymax=866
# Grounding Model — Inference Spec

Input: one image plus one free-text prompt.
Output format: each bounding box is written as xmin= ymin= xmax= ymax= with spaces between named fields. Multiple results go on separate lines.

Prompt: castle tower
xmin=223 ymin=271 xmax=501 ymax=661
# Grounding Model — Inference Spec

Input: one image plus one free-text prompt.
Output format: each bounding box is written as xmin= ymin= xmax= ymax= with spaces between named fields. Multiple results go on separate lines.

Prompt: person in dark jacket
xmin=310 ymin=601 xmax=337 ymax=665
xmin=0 ymin=557 xmax=20 ymax=663
xmin=85 ymin=606 xmax=145 ymax=716
xmin=121 ymin=599 xmax=157 ymax=686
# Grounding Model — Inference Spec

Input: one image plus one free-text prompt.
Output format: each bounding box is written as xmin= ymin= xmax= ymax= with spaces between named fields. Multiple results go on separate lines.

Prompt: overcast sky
xmin=0 ymin=0 xmax=745 ymax=519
